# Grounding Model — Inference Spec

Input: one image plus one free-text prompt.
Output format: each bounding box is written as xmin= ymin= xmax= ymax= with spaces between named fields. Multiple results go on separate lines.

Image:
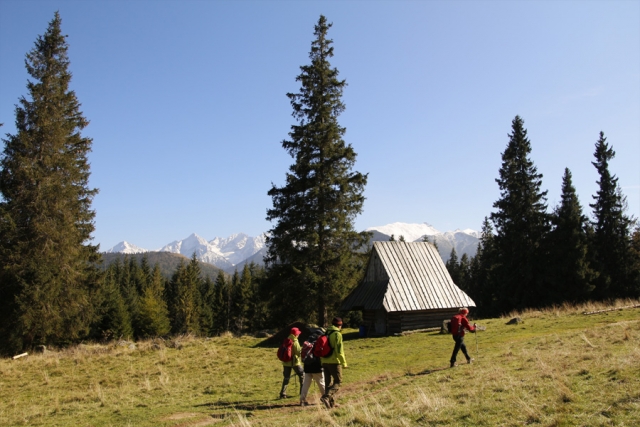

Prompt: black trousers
xmin=280 ymin=365 xmax=304 ymax=396
xmin=450 ymin=334 xmax=471 ymax=364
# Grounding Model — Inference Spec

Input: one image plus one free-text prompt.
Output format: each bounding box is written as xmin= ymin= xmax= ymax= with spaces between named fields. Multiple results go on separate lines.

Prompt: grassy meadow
xmin=1 ymin=299 xmax=639 ymax=427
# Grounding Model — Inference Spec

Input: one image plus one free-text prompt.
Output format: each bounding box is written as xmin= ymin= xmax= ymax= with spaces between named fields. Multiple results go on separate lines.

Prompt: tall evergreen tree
xmin=121 ymin=256 xmax=142 ymax=335
xmin=545 ymin=168 xmax=595 ymax=303
xmin=630 ymin=226 xmax=640 ymax=295
xmin=445 ymin=248 xmax=461 ymax=285
xmin=470 ymin=217 xmax=498 ymax=315
xmin=458 ymin=253 xmax=471 ymax=293
xmin=94 ymin=267 xmax=133 ymax=340
xmin=245 ymin=263 xmax=268 ymax=331
xmin=212 ymin=270 xmax=230 ymax=334
xmin=137 ymin=264 xmax=170 ymax=338
xmin=0 ymin=13 xmax=100 ymax=353
xmin=490 ymin=116 xmax=549 ymax=313
xmin=166 ymin=256 xmax=201 ymax=335
xmin=589 ymin=132 xmax=635 ymax=298
xmin=230 ymin=264 xmax=252 ymax=332
xmin=265 ymin=16 xmax=368 ymax=326
xmin=198 ymin=275 xmax=216 ymax=335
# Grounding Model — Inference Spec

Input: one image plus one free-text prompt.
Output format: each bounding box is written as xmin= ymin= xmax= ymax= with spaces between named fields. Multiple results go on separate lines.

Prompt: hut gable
xmin=343 ymin=241 xmax=475 ymax=314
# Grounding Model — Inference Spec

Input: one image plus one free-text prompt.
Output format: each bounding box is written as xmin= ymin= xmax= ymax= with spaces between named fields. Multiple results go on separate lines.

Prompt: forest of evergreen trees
xmin=1 ymin=14 xmax=638 ymax=355
xmin=445 ymin=118 xmax=640 ymax=317
xmin=95 ymin=255 xmax=268 ymax=341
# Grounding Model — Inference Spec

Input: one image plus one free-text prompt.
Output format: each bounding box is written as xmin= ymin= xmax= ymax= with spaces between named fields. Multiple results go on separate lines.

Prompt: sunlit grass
xmin=1 ymin=299 xmax=638 ymax=426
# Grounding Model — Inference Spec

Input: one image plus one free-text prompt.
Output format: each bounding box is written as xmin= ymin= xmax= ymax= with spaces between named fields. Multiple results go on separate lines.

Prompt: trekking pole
xmin=474 ymin=323 xmax=479 ymax=359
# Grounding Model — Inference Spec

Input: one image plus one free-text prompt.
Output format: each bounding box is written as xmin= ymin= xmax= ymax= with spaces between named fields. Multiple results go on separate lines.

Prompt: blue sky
xmin=1 ymin=0 xmax=639 ymax=251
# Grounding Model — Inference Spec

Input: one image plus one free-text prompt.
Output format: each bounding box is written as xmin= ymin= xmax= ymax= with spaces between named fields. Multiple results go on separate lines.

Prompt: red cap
xmin=290 ymin=327 xmax=301 ymax=336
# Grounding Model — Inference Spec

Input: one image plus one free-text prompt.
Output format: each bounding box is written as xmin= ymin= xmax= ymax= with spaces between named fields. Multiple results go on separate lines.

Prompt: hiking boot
xmin=300 ymin=400 xmax=309 ymax=406
xmin=467 ymin=358 xmax=474 ymax=364
xmin=450 ymin=362 xmax=457 ymax=368
xmin=320 ymin=396 xmax=331 ymax=409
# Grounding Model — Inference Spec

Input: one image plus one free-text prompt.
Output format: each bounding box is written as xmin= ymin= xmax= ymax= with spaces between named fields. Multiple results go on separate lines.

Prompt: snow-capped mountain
xmin=365 ymin=222 xmax=440 ymax=242
xmin=105 ymin=222 xmax=479 ymax=271
xmin=104 ymin=241 xmax=148 ymax=254
xmin=157 ymin=233 xmax=267 ymax=271
xmin=365 ymin=222 xmax=480 ymax=261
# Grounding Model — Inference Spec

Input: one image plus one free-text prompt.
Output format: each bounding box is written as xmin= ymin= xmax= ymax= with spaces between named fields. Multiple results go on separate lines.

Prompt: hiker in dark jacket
xmin=450 ymin=307 xmax=476 ymax=368
xmin=299 ymin=329 xmax=326 ymax=406
xmin=320 ymin=317 xmax=347 ymax=409
xmin=279 ymin=327 xmax=304 ymax=399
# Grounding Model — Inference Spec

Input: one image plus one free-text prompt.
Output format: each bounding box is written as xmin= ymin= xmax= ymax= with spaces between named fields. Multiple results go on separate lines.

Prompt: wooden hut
xmin=342 ymin=241 xmax=475 ymax=335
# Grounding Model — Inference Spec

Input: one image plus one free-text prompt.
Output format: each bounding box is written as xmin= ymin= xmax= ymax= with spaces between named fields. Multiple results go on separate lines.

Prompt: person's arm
xmin=463 ymin=317 xmax=476 ymax=332
xmin=334 ymin=332 xmax=348 ymax=367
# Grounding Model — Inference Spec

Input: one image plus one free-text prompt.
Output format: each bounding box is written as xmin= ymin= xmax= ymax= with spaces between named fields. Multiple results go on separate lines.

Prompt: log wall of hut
xmin=362 ymin=308 xmax=460 ymax=335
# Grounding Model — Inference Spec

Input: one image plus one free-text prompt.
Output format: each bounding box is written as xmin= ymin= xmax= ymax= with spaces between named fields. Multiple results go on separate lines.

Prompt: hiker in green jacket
xmin=320 ymin=317 xmax=347 ymax=409
xmin=279 ymin=327 xmax=304 ymax=399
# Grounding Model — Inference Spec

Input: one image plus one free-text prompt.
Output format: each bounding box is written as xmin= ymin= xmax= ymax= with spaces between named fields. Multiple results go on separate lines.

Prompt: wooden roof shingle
xmin=342 ymin=241 xmax=476 ymax=312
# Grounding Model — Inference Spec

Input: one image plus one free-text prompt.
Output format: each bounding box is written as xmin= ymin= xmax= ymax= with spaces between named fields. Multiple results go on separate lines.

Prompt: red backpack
xmin=312 ymin=330 xmax=335 ymax=358
xmin=276 ymin=337 xmax=293 ymax=362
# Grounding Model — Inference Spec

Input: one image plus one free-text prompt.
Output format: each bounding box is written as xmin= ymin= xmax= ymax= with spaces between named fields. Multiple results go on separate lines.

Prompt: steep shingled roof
xmin=342 ymin=241 xmax=475 ymax=312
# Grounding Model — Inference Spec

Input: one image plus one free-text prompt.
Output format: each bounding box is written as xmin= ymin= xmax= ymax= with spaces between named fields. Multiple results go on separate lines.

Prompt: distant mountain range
xmin=104 ymin=222 xmax=480 ymax=273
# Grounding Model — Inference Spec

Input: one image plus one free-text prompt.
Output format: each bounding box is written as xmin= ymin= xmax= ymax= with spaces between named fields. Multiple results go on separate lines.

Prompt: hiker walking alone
xmin=320 ymin=317 xmax=347 ymax=409
xmin=279 ymin=327 xmax=304 ymax=399
xmin=450 ymin=307 xmax=476 ymax=368
xmin=299 ymin=329 xmax=325 ymax=406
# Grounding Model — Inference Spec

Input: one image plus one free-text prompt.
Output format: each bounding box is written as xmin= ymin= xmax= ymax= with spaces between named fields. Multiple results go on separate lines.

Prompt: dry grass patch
xmin=1 ymin=299 xmax=639 ymax=426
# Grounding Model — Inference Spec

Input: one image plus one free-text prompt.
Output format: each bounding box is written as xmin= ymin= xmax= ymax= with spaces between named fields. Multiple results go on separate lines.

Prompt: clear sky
xmin=1 ymin=0 xmax=639 ymax=251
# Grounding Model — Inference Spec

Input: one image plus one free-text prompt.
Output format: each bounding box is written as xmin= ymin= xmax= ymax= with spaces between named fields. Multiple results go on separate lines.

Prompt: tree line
xmin=1 ymin=13 xmax=637 ymax=355
xmin=445 ymin=117 xmax=639 ymax=317
xmin=96 ymin=255 xmax=268 ymax=340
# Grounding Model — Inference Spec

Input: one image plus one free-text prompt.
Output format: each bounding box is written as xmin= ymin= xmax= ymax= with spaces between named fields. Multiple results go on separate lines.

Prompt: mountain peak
xmin=366 ymin=222 xmax=441 ymax=242
xmin=105 ymin=241 xmax=148 ymax=254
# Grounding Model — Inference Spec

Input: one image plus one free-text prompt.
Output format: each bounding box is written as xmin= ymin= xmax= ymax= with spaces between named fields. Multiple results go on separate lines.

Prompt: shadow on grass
xmin=195 ymin=399 xmax=302 ymax=411
xmin=405 ymin=365 xmax=450 ymax=376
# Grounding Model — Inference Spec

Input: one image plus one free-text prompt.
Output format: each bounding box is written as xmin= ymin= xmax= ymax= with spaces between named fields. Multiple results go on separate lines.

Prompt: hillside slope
xmin=2 ymin=300 xmax=638 ymax=426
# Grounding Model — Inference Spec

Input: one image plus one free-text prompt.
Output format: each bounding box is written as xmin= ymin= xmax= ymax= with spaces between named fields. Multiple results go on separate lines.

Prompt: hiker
xmin=449 ymin=307 xmax=476 ymax=368
xmin=299 ymin=329 xmax=326 ymax=406
xmin=320 ymin=317 xmax=347 ymax=409
xmin=279 ymin=327 xmax=304 ymax=399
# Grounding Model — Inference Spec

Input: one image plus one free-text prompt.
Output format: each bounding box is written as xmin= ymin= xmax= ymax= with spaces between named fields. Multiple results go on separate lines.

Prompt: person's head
xmin=459 ymin=307 xmax=469 ymax=315
xmin=290 ymin=327 xmax=301 ymax=336
xmin=332 ymin=317 xmax=343 ymax=328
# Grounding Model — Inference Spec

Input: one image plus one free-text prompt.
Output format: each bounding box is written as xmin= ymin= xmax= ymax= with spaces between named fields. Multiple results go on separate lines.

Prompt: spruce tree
xmin=94 ymin=267 xmax=133 ymax=340
xmin=198 ymin=275 xmax=216 ymax=335
xmin=212 ymin=270 xmax=230 ymax=334
xmin=121 ymin=256 xmax=142 ymax=335
xmin=630 ymin=226 xmax=640 ymax=295
xmin=546 ymin=168 xmax=595 ymax=303
xmin=471 ymin=217 xmax=498 ymax=315
xmin=231 ymin=264 xmax=252 ymax=332
xmin=0 ymin=13 xmax=100 ymax=352
xmin=589 ymin=132 xmax=635 ymax=298
xmin=446 ymin=248 xmax=461 ymax=285
xmin=245 ymin=263 xmax=268 ymax=331
xmin=136 ymin=264 xmax=170 ymax=338
xmin=266 ymin=16 xmax=368 ymax=326
xmin=490 ymin=116 xmax=549 ymax=313
xmin=166 ymin=256 xmax=201 ymax=335
xmin=458 ymin=253 xmax=471 ymax=293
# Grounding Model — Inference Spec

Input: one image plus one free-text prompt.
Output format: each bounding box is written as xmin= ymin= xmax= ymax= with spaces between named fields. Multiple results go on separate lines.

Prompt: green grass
xmin=1 ymin=299 xmax=639 ymax=426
